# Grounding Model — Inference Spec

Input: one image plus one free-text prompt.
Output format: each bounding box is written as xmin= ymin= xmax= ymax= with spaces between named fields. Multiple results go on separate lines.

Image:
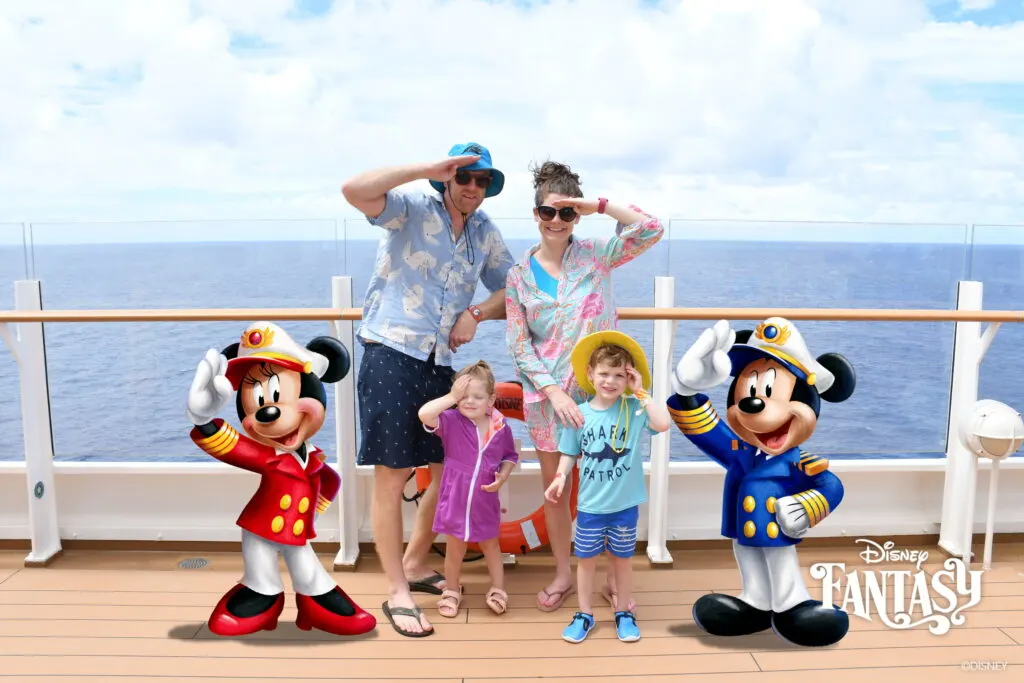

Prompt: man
xmin=340 ymin=142 xmax=515 ymax=637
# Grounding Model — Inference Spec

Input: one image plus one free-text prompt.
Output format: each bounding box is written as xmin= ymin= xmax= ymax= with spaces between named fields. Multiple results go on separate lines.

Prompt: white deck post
xmin=646 ymin=276 xmax=674 ymax=567
xmin=331 ymin=276 xmax=361 ymax=570
xmin=3 ymin=281 xmax=62 ymax=566
xmin=938 ymin=280 xmax=983 ymax=561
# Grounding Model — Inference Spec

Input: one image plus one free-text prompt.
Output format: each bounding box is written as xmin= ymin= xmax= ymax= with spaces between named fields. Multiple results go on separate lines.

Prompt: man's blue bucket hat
xmin=429 ymin=142 xmax=505 ymax=198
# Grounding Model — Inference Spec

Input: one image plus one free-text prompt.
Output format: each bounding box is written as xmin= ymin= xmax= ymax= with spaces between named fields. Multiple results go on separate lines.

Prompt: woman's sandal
xmin=536 ymin=585 xmax=576 ymax=612
xmin=485 ymin=587 xmax=508 ymax=615
xmin=437 ymin=588 xmax=462 ymax=618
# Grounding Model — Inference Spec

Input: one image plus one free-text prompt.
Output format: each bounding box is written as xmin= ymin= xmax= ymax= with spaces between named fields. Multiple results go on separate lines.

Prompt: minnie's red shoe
xmin=295 ymin=586 xmax=377 ymax=636
xmin=208 ymin=583 xmax=285 ymax=637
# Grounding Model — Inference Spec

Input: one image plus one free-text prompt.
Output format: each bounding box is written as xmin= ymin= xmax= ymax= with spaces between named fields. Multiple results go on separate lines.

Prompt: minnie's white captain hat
xmin=225 ymin=321 xmax=329 ymax=389
xmin=727 ymin=317 xmax=835 ymax=394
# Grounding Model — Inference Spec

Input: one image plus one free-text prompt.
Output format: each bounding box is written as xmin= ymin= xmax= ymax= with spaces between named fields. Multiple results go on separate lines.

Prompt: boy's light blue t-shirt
xmin=557 ymin=396 xmax=658 ymax=515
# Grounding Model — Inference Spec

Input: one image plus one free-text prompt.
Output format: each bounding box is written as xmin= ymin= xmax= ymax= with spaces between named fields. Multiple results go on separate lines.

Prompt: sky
xmin=2 ymin=0 xmax=1024 ymax=245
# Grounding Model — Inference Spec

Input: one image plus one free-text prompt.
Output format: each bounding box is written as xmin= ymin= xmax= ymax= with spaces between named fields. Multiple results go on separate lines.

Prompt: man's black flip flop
xmin=408 ymin=571 xmax=446 ymax=595
xmin=382 ymin=601 xmax=434 ymax=638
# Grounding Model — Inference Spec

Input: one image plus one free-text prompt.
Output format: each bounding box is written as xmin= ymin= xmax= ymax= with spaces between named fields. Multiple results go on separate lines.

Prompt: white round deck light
xmin=960 ymin=399 xmax=1024 ymax=460
xmin=958 ymin=399 xmax=1023 ymax=570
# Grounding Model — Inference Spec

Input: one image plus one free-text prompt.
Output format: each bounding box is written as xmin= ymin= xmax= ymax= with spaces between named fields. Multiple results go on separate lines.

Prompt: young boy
xmin=544 ymin=331 xmax=671 ymax=643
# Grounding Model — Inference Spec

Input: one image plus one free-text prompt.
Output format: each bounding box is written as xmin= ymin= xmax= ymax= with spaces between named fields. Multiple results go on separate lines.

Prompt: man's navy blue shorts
xmin=356 ymin=341 xmax=456 ymax=470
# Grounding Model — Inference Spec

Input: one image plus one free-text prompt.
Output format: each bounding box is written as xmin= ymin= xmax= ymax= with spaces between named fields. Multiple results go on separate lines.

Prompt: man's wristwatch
xmin=467 ymin=305 xmax=483 ymax=322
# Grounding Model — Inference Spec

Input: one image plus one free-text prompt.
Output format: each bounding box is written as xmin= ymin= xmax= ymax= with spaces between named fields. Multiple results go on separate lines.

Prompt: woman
xmin=505 ymin=160 xmax=664 ymax=612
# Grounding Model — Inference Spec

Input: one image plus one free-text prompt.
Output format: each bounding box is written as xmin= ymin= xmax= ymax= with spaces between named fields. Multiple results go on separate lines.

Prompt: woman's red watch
xmin=468 ymin=305 xmax=483 ymax=322
xmin=598 ymin=197 xmax=608 ymax=214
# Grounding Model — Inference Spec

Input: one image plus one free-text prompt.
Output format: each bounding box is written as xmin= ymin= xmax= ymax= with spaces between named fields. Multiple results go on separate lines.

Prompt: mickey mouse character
xmin=186 ymin=321 xmax=376 ymax=638
xmin=666 ymin=317 xmax=855 ymax=647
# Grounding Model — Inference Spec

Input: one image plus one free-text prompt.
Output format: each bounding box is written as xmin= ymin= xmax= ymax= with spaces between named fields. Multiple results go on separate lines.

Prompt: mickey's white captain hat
xmin=727 ymin=317 xmax=835 ymax=394
xmin=225 ymin=321 xmax=329 ymax=390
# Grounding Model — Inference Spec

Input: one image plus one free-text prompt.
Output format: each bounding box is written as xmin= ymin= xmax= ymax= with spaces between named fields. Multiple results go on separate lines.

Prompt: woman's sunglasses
xmin=536 ymin=205 xmax=578 ymax=222
xmin=454 ymin=170 xmax=492 ymax=189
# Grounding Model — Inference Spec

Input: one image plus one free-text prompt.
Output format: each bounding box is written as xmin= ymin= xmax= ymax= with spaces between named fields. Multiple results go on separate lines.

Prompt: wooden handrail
xmin=0 ymin=307 xmax=1022 ymax=323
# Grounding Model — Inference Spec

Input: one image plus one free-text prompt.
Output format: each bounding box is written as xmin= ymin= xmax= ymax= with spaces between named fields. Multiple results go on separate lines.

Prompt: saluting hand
xmin=186 ymin=348 xmax=233 ymax=425
xmin=550 ymin=197 xmax=601 ymax=217
xmin=448 ymin=375 xmax=472 ymax=404
xmin=424 ymin=154 xmax=482 ymax=183
xmin=626 ymin=366 xmax=644 ymax=395
xmin=673 ymin=319 xmax=734 ymax=396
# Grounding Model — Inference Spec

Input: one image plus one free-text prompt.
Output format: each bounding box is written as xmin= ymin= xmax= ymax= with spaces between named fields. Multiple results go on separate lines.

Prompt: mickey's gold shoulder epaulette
xmin=797 ymin=450 xmax=829 ymax=476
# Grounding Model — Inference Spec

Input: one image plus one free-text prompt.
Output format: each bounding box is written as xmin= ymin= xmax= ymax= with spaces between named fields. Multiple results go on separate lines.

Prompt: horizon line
xmin=3 ymin=217 xmax=1015 ymax=228
xmin=2 ymin=236 xmax=1020 ymax=247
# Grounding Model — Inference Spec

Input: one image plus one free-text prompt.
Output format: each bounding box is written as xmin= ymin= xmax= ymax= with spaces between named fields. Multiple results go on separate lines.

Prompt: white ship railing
xmin=1 ymin=276 xmax=1023 ymax=571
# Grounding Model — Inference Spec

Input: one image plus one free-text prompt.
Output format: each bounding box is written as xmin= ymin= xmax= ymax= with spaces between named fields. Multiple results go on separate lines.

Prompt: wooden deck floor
xmin=0 ymin=540 xmax=1021 ymax=682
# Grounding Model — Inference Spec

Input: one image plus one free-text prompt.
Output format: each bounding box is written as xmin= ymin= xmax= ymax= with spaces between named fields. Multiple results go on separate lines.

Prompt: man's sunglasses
xmin=454 ymin=170 xmax=492 ymax=189
xmin=536 ymin=205 xmax=578 ymax=222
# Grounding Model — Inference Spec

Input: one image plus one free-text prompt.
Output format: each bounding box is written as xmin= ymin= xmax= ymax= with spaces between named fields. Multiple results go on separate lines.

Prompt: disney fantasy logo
xmin=810 ymin=539 xmax=984 ymax=635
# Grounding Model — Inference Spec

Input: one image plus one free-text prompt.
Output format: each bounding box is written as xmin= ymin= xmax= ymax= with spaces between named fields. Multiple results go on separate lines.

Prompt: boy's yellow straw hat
xmin=570 ymin=330 xmax=652 ymax=396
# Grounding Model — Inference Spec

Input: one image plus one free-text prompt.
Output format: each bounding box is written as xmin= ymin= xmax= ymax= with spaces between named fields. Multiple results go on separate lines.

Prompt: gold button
xmin=279 ymin=495 xmax=292 ymax=510
xmin=293 ymin=519 xmax=305 ymax=536
xmin=742 ymin=496 xmax=755 ymax=513
xmin=767 ymin=522 xmax=779 ymax=539
xmin=743 ymin=521 xmax=756 ymax=538
xmin=298 ymin=497 xmax=310 ymax=514
xmin=766 ymin=497 xmax=777 ymax=514
xmin=271 ymin=515 xmax=284 ymax=533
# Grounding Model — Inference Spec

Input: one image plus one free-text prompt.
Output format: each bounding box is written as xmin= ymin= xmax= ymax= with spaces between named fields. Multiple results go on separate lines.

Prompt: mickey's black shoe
xmin=771 ymin=599 xmax=849 ymax=647
xmin=692 ymin=593 xmax=773 ymax=636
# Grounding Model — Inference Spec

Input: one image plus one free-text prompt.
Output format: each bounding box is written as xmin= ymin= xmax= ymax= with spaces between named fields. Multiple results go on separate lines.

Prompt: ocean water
xmin=0 ymin=235 xmax=1022 ymax=463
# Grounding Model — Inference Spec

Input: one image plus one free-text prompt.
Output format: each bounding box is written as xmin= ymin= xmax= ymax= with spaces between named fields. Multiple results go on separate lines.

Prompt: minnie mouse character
xmin=666 ymin=317 xmax=855 ymax=647
xmin=186 ymin=321 xmax=376 ymax=638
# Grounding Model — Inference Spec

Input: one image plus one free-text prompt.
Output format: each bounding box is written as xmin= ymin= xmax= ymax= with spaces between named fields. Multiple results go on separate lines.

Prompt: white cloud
xmin=958 ymin=0 xmax=997 ymax=11
xmin=2 ymin=0 xmax=1024 ymax=236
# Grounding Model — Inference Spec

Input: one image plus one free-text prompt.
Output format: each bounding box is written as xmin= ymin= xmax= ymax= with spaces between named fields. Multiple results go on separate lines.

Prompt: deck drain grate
xmin=179 ymin=558 xmax=209 ymax=570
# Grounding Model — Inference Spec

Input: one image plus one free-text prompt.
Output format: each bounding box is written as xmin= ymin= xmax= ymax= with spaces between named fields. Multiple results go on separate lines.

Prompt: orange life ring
xmin=414 ymin=380 xmax=579 ymax=555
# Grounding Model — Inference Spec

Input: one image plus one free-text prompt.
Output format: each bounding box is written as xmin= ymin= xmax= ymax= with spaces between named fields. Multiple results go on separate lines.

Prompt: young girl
xmin=418 ymin=360 xmax=519 ymax=618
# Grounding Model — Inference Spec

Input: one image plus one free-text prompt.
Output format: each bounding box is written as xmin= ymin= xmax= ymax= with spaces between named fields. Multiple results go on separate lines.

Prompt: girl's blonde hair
xmin=453 ymin=360 xmax=496 ymax=395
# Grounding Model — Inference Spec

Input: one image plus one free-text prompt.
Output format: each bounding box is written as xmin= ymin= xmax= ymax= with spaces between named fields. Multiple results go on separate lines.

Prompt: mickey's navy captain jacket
xmin=666 ymin=392 xmax=843 ymax=548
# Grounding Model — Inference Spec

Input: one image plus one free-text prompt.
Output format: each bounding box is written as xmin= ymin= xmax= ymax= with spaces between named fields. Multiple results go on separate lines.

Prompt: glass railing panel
xmin=666 ymin=220 xmax=971 ymax=461
xmin=0 ymin=223 xmax=29 ymax=462
xmin=970 ymin=225 xmax=1024 ymax=458
xmin=343 ymin=210 xmax=671 ymax=462
xmin=25 ymin=220 xmax=339 ymax=462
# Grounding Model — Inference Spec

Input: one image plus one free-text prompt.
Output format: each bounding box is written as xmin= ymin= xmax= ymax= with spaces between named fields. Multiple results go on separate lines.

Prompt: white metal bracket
xmin=981 ymin=459 xmax=1001 ymax=571
xmin=978 ymin=322 xmax=1001 ymax=365
xmin=0 ymin=322 xmax=22 ymax=367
